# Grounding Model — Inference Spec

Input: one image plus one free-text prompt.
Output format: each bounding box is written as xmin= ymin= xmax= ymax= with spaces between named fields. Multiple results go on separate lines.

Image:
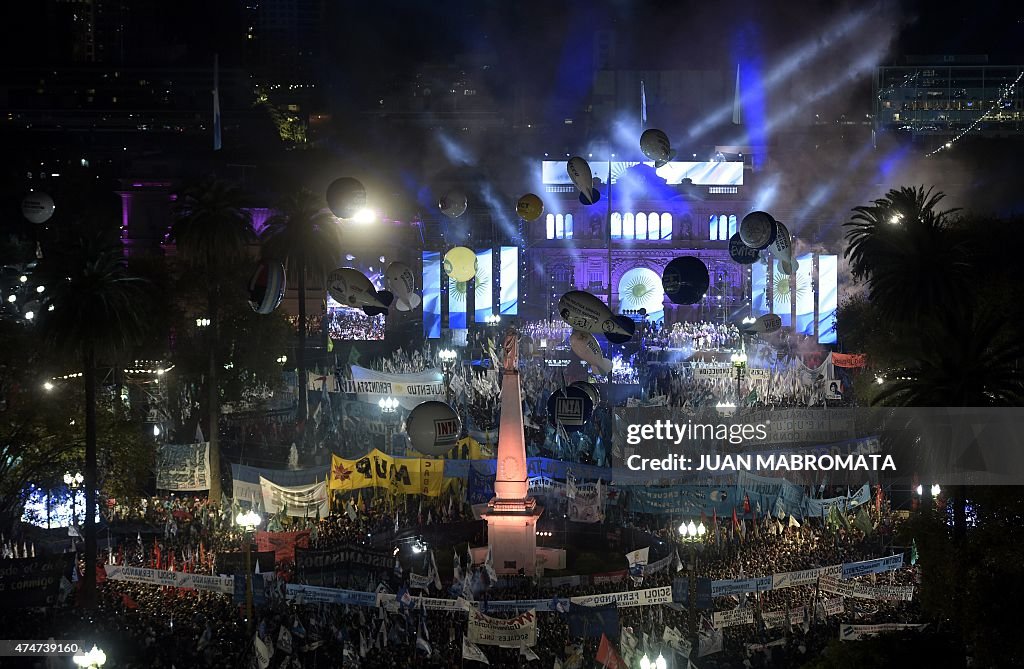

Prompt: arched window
xmin=709 ymin=214 xmax=719 ymax=240
xmin=623 ymin=213 xmax=635 ymax=238
xmin=555 ymin=214 xmax=564 ymax=239
xmin=718 ymin=214 xmax=729 ymax=241
xmin=546 ymin=214 xmax=555 ymax=240
xmin=611 ymin=212 xmax=622 ymax=239
xmin=564 ymin=214 xmax=574 ymax=239
xmin=636 ymin=212 xmax=648 ymax=240
xmin=660 ymin=213 xmax=672 ymax=240
xmin=728 ymin=214 xmax=738 ymax=238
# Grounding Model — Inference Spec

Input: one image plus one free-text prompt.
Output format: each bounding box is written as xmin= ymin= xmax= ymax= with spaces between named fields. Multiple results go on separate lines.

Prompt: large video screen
xmin=542 ymin=160 xmax=743 ymax=186
xmin=325 ymin=259 xmax=387 ymax=341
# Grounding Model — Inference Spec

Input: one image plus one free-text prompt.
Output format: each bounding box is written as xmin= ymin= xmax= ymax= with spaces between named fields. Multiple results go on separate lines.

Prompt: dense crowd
xmin=326 ymin=309 xmax=386 ymax=341
xmin=6 ymin=495 xmax=916 ymax=668
xmin=649 ymin=321 xmax=742 ymax=351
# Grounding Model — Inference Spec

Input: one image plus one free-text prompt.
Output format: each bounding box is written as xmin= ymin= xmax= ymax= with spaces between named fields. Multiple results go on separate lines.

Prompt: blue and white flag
xmin=625 ymin=547 xmax=650 ymax=586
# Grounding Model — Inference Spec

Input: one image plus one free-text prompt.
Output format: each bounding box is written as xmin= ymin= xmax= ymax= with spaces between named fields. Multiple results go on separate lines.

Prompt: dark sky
xmin=1 ymin=1 xmax=1020 ymax=68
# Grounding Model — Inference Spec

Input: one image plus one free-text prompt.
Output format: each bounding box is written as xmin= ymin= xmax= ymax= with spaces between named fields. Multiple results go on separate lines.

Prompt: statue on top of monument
xmin=502 ymin=327 xmax=520 ymax=374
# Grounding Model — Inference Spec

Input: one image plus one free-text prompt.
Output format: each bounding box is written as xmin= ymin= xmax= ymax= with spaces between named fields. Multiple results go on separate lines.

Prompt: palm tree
xmin=260 ymin=191 xmax=343 ymax=430
xmin=170 ymin=178 xmax=255 ymax=502
xmin=36 ymin=234 xmax=152 ymax=608
xmin=844 ymin=186 xmax=970 ymax=322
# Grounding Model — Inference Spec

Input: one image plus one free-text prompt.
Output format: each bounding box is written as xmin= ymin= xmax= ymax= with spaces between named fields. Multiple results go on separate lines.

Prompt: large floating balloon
xmin=439 ymin=189 xmax=468 ymax=218
xmin=385 ymin=261 xmax=421 ymax=312
xmin=516 ymin=193 xmax=544 ymax=222
xmin=739 ymin=211 xmax=777 ymax=250
xmin=248 ymin=260 xmax=287 ymax=314
xmin=640 ymin=129 xmax=675 ymax=168
xmin=546 ymin=385 xmax=593 ymax=433
xmin=326 ymin=267 xmax=393 ymax=316
xmin=662 ymin=257 xmax=710 ymax=305
xmin=770 ymin=220 xmax=795 ymax=274
xmin=326 ymin=178 xmax=367 ymax=219
xmin=748 ymin=313 xmax=782 ymax=334
xmin=570 ymin=330 xmax=613 ymax=375
xmin=569 ymin=381 xmax=602 ymax=407
xmin=405 ymin=401 xmax=462 ymax=456
xmin=443 ymin=246 xmax=477 ymax=282
xmin=566 ymin=156 xmax=601 ymax=206
xmin=728 ymin=233 xmax=761 ymax=265
xmin=22 ymin=192 xmax=55 ymax=224
xmin=557 ymin=290 xmax=635 ymax=345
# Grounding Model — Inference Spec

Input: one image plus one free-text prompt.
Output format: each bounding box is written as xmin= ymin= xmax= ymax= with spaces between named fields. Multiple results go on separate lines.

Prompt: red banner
xmin=831 ymin=353 xmax=867 ymax=368
xmin=256 ymin=530 xmax=310 ymax=564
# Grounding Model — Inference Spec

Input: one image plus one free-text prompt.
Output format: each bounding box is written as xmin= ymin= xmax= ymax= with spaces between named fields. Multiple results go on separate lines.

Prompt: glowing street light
xmin=639 ymin=652 xmax=667 ymax=669
xmin=73 ymin=645 xmax=107 ymax=668
xmin=235 ymin=508 xmax=262 ymax=634
xmin=378 ymin=397 xmax=399 ymax=413
xmin=43 ymin=381 xmax=54 ymax=391
xmin=931 ymin=484 xmax=941 ymax=497
xmin=351 ymin=208 xmax=377 ymax=224
xmin=484 ymin=314 xmax=501 ymax=326
xmin=195 ymin=318 xmax=211 ymax=328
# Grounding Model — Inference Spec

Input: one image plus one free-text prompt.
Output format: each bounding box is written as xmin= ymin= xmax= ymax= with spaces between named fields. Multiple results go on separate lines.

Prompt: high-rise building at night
xmin=875 ymin=56 xmax=1024 ymax=138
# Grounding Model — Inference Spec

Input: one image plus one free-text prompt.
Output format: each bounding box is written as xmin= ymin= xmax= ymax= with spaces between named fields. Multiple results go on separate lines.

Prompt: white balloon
xmin=566 ymin=157 xmax=599 ymax=205
xmin=770 ymin=220 xmax=794 ymax=264
xmin=326 ymin=268 xmax=389 ymax=310
xmin=22 ymin=192 xmax=55 ymax=224
xmin=385 ymin=261 xmax=421 ymax=312
xmin=405 ymin=401 xmax=462 ymax=456
xmin=640 ymin=129 xmax=675 ymax=168
xmin=570 ymin=330 xmax=612 ymax=375
xmin=558 ymin=291 xmax=635 ymax=343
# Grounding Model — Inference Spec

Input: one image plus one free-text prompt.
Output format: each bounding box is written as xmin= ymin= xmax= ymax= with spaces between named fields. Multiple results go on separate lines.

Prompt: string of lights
xmin=926 ymin=69 xmax=1024 ymax=157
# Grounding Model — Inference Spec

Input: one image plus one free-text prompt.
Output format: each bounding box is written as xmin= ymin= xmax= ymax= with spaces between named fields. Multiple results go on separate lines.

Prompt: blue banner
xmin=672 ymin=578 xmax=713 ymax=610
xmin=423 ymin=251 xmax=441 ymax=339
xmin=444 ymin=458 xmax=610 ymax=481
xmin=711 ymin=577 xmax=773 ymax=598
xmin=841 ymin=554 xmax=904 ymax=580
xmin=626 ymin=486 xmax=735 ymax=516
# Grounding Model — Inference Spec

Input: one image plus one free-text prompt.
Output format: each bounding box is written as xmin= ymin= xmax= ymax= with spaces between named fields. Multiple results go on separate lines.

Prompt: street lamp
xmin=678 ymin=519 xmax=706 ymax=652
xmin=73 ymin=645 xmax=107 ymax=668
xmin=235 ymin=509 xmax=262 ymax=634
xmin=64 ymin=471 xmax=84 ymax=528
xmin=378 ymin=397 xmax=399 ymax=454
xmin=731 ymin=351 xmax=747 ymax=402
xmin=276 ymin=355 xmax=288 ymax=364
xmin=930 ymin=484 xmax=941 ymax=497
xmin=195 ymin=317 xmax=211 ymax=328
xmin=639 ymin=652 xmax=667 ymax=669
xmin=484 ymin=314 xmax=501 ymax=326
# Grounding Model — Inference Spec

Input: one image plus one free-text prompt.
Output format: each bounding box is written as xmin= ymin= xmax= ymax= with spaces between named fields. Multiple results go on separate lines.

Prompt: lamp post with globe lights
xmin=639 ymin=652 xmax=667 ymax=669
xmin=378 ymin=396 xmax=400 ymax=455
xmin=64 ymin=471 xmax=84 ymax=529
xmin=235 ymin=508 xmax=262 ymax=633
xmin=73 ymin=645 xmax=106 ymax=668
xmin=679 ymin=519 xmax=707 ymax=650
xmin=731 ymin=351 xmax=747 ymax=403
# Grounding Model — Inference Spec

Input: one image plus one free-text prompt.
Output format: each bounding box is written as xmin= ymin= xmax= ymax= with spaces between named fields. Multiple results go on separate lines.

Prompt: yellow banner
xmin=406 ymin=436 xmax=483 ymax=461
xmin=330 ymin=450 xmax=445 ymax=497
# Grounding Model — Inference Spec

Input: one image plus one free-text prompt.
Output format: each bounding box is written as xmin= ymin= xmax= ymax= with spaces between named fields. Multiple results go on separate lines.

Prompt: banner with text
xmin=259 ymin=477 xmax=329 ymax=518
xmin=570 ymin=586 xmax=673 ymax=608
xmin=156 ymin=442 xmax=210 ymax=491
xmin=329 ymin=450 xmax=445 ymax=497
xmin=256 ymin=531 xmax=310 ymax=564
xmin=104 ymin=565 xmax=233 ymax=594
xmin=467 ymin=609 xmax=537 ymax=647
xmin=0 ymin=554 xmax=74 ymax=607
xmin=342 ymin=366 xmax=445 ymax=410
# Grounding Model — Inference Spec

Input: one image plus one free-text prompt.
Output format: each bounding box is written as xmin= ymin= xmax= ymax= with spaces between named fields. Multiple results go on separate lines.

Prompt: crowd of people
xmin=6 ymin=489 xmax=917 ymax=668
xmin=325 ymin=308 xmax=387 ymax=341
xmin=649 ymin=321 xmax=743 ymax=351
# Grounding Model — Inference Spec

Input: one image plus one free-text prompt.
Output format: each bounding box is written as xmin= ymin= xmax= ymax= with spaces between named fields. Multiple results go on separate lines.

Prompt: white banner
xmin=103 ymin=565 xmax=233 ymax=594
xmin=771 ymin=565 xmax=843 ymax=590
xmin=840 ymin=623 xmax=928 ymax=640
xmin=259 ymin=477 xmax=329 ymax=518
xmin=840 ymin=554 xmax=904 ymax=579
xmin=693 ymin=366 xmax=769 ymax=380
xmin=763 ymin=607 xmax=807 ymax=630
xmin=467 ymin=609 xmax=537 ymax=648
xmin=819 ymin=576 xmax=914 ymax=601
xmin=570 ymin=586 xmax=673 ymax=608
xmin=821 ymin=596 xmax=845 ymax=617
xmin=713 ymin=608 xmax=754 ymax=628
xmin=409 ymin=572 xmax=433 ymax=591
xmin=341 ymin=366 xmax=445 ymax=410
xmin=156 ymin=442 xmax=210 ymax=491
xmin=380 ymin=593 xmax=472 ymax=612
xmin=568 ymin=483 xmax=604 ymax=523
